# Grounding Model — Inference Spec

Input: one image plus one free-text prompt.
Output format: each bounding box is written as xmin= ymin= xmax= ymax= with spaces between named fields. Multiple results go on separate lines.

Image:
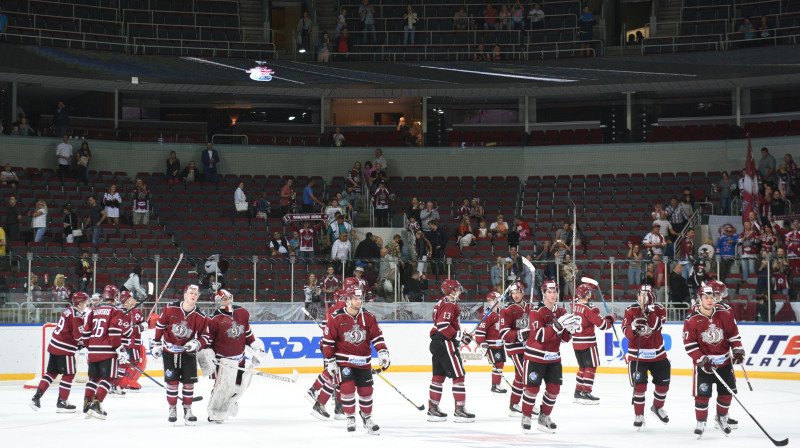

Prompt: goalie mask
xmin=638 ymin=285 xmax=656 ymax=307
xmin=441 ymin=279 xmax=463 ymax=297
xmin=89 ymin=293 xmax=102 ymax=307
xmin=575 ymin=283 xmax=594 ymax=301
xmin=215 ymin=289 xmax=234 ymax=312
xmin=102 ymin=284 xmax=120 ymax=304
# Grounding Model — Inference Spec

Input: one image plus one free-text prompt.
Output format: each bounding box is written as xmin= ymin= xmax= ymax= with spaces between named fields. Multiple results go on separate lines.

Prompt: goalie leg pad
xmin=207 ymin=358 xmax=240 ymax=422
xmin=227 ymin=364 xmax=253 ymax=418
xmin=197 ymin=349 xmax=216 ymax=378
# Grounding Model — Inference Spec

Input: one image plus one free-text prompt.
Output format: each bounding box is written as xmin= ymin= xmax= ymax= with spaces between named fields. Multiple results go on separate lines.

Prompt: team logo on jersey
xmin=529 ymin=372 xmax=538 ymax=381
xmin=344 ymin=324 xmax=367 ymax=345
xmin=171 ymin=320 xmax=193 ymax=339
xmin=699 ymin=383 xmax=709 ymax=393
xmin=515 ymin=314 xmax=529 ymax=330
xmin=226 ymin=322 xmax=245 ymax=339
xmin=700 ymin=323 xmax=724 ymax=345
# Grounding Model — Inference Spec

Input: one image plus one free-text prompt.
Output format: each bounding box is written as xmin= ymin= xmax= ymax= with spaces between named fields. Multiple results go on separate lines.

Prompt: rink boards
xmin=1 ymin=322 xmax=798 ymax=381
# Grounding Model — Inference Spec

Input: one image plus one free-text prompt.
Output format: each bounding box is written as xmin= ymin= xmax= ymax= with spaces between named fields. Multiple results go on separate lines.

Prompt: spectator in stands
xmin=355 ymin=231 xmax=381 ymax=261
xmin=329 ymin=127 xmax=346 ymax=147
xmin=407 ymin=214 xmax=420 ymax=241
xmin=385 ymin=234 xmax=403 ymax=261
xmin=363 ymin=161 xmax=376 ymax=190
xmin=455 ymin=199 xmax=471 ymax=220
xmin=376 ymin=247 xmax=398 ymax=301
xmin=650 ymin=201 xmax=664 ymax=220
xmin=770 ymin=189 xmax=789 ymax=217
xmin=181 ymin=161 xmax=201 ymax=186
xmin=716 ymin=225 xmax=744 ymax=283
xmin=297 ymin=11 xmax=312 ymax=52
xmin=31 ymin=200 xmax=48 ymax=243
xmin=337 ymin=28 xmax=350 ymax=59
xmin=473 ymin=44 xmax=491 ymax=62
xmin=476 ymin=219 xmax=489 ymax=239
xmin=773 ymin=247 xmax=790 ymax=295
xmin=403 ymin=4 xmax=419 ymax=47
xmin=234 ymin=181 xmax=250 ymax=225
xmin=371 ymin=179 xmax=392 ymax=227
xmin=325 ymin=198 xmax=343 ymax=226
xmin=1 ymin=163 xmax=19 ymax=187
xmin=513 ymin=216 xmax=530 ymax=239
xmin=62 ymin=203 xmax=79 ymax=244
xmin=318 ymin=31 xmax=332 ymax=62
xmin=374 ymin=148 xmax=388 ymax=171
xmin=56 ymin=135 xmax=73 ymax=183
xmin=334 ymin=7 xmax=347 ymax=41
xmin=331 ymin=233 xmax=352 ymax=274
xmin=346 ymin=162 xmax=363 ymax=209
xmin=665 ymin=196 xmax=689 ymax=233
xmin=493 ymin=45 xmax=503 ymax=61
xmin=735 ymin=221 xmax=757 ymax=285
xmin=403 ymin=270 xmax=428 ymax=301
xmin=75 ymin=250 xmax=92 ymax=293
xmin=498 ymin=5 xmax=511 ymax=30
xmin=421 ymin=200 xmax=440 ymax=239
xmin=328 ymin=213 xmax=357 ymax=247
xmin=578 ymin=6 xmax=595 ymax=56
xmin=319 ymin=265 xmax=339 ymax=302
xmin=716 ymin=171 xmax=734 ymax=215
xmin=359 ymin=0 xmax=377 ymax=44
xmin=304 ymin=273 xmax=322 ymax=307
xmin=369 ymin=162 xmax=388 ymax=186
xmin=427 ymin=220 xmax=448 ymax=279
xmin=454 ymin=7 xmax=468 ymax=31
xmin=406 ymin=197 xmax=421 ymax=223
xmin=280 ymin=178 xmax=295 ymax=216
xmin=760 ymin=146 xmax=777 ymax=186
xmin=746 ymin=209 xmax=762 ymax=233
xmin=53 ymin=101 xmax=69 ymax=137
xmin=132 ymin=178 xmax=151 ymax=226
xmin=337 ymin=192 xmax=354 ymax=221
xmin=255 ymin=192 xmax=270 ymax=219
xmin=561 ymin=253 xmax=576 ymax=298
xmin=5 ymin=196 xmax=20 ymax=245
xmin=84 ymin=196 xmax=106 ymax=247
xmin=783 ymin=153 xmax=797 ymax=190
xmin=554 ymin=222 xmax=571 ymax=246
xmin=535 ymin=239 xmax=555 ymax=279
xmin=269 ymin=231 xmax=292 ymax=257
xmin=18 ymin=117 xmax=35 ymax=136
xmin=491 ymin=256 xmax=504 ymax=292
xmin=652 ymin=253 xmax=666 ymax=301
xmin=50 ymin=274 xmax=70 ymax=303
xmin=756 ymin=249 xmax=770 ymax=293
xmin=124 ymin=265 xmax=148 ymax=301
xmin=627 ymin=241 xmax=643 ymax=287
xmin=397 ymin=117 xmax=413 ymax=146
xmin=102 ymin=184 xmax=122 ymax=226
xmin=528 ymin=3 xmax=545 ymax=29
xmin=201 ymin=142 xmax=220 ymax=189
xmin=0 ymin=6 xmax=7 ymax=34
xmin=642 ymin=223 xmax=666 ymax=258
xmin=678 ymin=227 xmax=696 ymax=279
xmin=166 ymin=151 xmax=181 ymax=185
xmin=414 ymin=229 xmax=432 ymax=276
xmin=292 ymin=219 xmax=324 ymax=262
xmin=755 ymin=294 xmax=773 ymax=322
xmin=289 ymin=231 xmax=300 ymax=254
xmin=483 ymin=4 xmax=498 ymax=30
xmin=470 ymin=198 xmax=484 ymax=222
xmin=302 ymin=178 xmax=325 ymax=212
xmin=511 ymin=0 xmax=525 ymax=30
xmin=74 ymin=141 xmax=91 ymax=185
xmin=458 ymin=215 xmax=475 ymax=248
xmin=669 ymin=263 xmax=690 ymax=305
xmin=490 ymin=214 xmax=509 ymax=237
xmin=739 ymin=17 xmax=756 ymax=43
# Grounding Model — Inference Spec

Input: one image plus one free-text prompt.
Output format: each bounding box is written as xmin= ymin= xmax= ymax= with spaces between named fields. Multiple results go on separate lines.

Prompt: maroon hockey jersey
xmin=122 ymin=307 xmax=145 ymax=349
xmin=48 ymin=306 xmax=85 ymax=356
xmin=683 ymin=305 xmax=743 ymax=367
xmin=321 ymin=275 xmax=340 ymax=302
xmin=371 ymin=186 xmax=391 ymax=209
xmin=200 ymin=305 xmax=255 ymax=359
xmin=430 ymin=298 xmax=461 ymax=340
xmin=474 ymin=310 xmax=502 ymax=348
xmin=622 ymin=303 xmax=667 ymax=363
xmin=83 ymin=304 xmax=129 ymax=362
xmin=154 ymin=301 xmax=207 ymax=353
xmin=322 ymin=308 xmax=387 ymax=370
xmin=500 ymin=301 xmax=530 ymax=355
xmin=571 ymin=302 xmax=612 ymax=350
xmin=524 ymin=303 xmax=570 ymax=364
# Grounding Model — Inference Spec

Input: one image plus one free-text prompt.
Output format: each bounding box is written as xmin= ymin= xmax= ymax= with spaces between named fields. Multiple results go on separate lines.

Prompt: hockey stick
xmin=520 ymin=256 xmax=537 ymax=305
xmin=484 ymin=350 xmax=514 ymax=389
xmin=302 ymin=306 xmax=324 ymax=330
xmin=371 ymin=368 xmax=425 ymax=411
xmin=468 ymin=279 xmax=518 ymax=337
xmin=711 ymin=368 xmax=788 ymax=446
xmin=120 ymin=367 xmax=203 ymax=400
xmin=128 ymin=363 xmax=165 ymax=388
xmin=630 ymin=333 xmax=641 ymax=404
xmin=148 ymin=253 xmax=184 ymax=317
xmin=731 ymin=349 xmax=754 ymax=391
xmin=568 ymin=197 xmax=577 ymax=309
xmin=580 ymin=277 xmax=624 ymax=361
xmin=212 ymin=359 xmax=299 ymax=383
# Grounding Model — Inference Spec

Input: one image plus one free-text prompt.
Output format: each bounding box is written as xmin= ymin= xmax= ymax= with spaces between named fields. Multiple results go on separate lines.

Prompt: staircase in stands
xmin=655 ymin=0 xmax=681 ymax=37
xmin=314 ymin=0 xmax=339 ymax=38
xmin=240 ymin=0 xmax=267 ymax=43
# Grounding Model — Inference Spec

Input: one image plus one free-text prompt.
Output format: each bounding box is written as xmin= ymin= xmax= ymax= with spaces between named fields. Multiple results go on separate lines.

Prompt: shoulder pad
xmin=331 ymin=307 xmax=348 ymax=318
xmin=166 ymin=300 xmax=182 ymax=309
xmin=625 ymin=303 xmax=640 ymax=311
xmin=585 ymin=302 xmax=598 ymax=310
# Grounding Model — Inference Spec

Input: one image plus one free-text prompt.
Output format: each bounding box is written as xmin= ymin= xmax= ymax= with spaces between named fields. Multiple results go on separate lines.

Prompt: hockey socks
xmin=429 ymin=375 xmax=445 ymax=405
xmin=453 ymin=377 xmax=466 ymax=406
xmin=58 ymin=374 xmax=75 ymax=401
xmin=576 ymin=367 xmax=596 ymax=392
xmin=491 ymin=362 xmax=504 ymax=385
xmin=36 ymin=373 xmax=57 ymax=394
xmin=695 ymin=396 xmax=710 ymax=422
xmin=540 ymin=383 xmax=560 ymax=416
xmin=632 ymin=383 xmax=647 ymax=415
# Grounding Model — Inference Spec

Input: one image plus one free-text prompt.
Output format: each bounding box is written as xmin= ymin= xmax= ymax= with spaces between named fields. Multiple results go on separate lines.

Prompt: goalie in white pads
xmin=199 ymin=289 xmax=266 ymax=423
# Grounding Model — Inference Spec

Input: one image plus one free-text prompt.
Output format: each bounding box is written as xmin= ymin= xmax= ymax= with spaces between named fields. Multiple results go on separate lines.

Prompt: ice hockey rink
xmin=0 ymin=371 xmax=794 ymax=448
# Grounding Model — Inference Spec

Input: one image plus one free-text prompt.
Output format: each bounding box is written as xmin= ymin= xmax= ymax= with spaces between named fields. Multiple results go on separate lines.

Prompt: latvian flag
xmin=741 ymin=137 xmax=762 ymax=223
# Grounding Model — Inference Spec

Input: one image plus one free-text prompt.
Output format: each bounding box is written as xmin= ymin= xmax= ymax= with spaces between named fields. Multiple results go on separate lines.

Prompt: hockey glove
xmin=696 ymin=355 xmax=715 ymax=374
xmin=377 ymin=349 xmax=391 ymax=371
xmin=116 ymin=346 xmax=130 ymax=364
xmin=151 ymin=342 xmax=163 ymax=359
xmin=325 ymin=359 xmax=338 ymax=377
xmin=631 ymin=317 xmax=652 ymax=336
xmin=183 ymin=339 xmax=201 ymax=354
xmin=137 ymin=322 xmax=149 ymax=333
xmin=554 ymin=313 xmax=579 ymax=334
xmin=455 ymin=330 xmax=472 ymax=345
xmin=517 ymin=328 xmax=530 ymax=342
xmin=731 ymin=348 xmax=745 ymax=365
xmin=477 ymin=342 xmax=489 ymax=357
xmin=604 ymin=314 xmax=615 ymax=327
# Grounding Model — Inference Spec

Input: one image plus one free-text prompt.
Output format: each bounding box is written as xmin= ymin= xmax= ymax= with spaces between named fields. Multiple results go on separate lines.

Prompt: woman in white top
xmin=234 ymin=182 xmax=247 ymax=209
xmin=124 ymin=265 xmax=148 ymax=300
xmin=1 ymin=163 xmax=19 ymax=187
xmin=304 ymin=273 xmax=321 ymax=304
xmin=31 ymin=200 xmax=48 ymax=242
xmin=102 ymin=184 xmax=122 ymax=226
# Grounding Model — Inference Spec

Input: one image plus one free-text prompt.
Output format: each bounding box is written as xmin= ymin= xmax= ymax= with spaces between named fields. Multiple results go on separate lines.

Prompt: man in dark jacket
xmin=427 ymin=220 xmax=448 ymax=279
xmin=354 ymin=232 xmax=382 ymax=261
xmin=403 ymin=271 xmax=429 ymax=301
xmin=668 ymin=263 xmax=690 ymax=305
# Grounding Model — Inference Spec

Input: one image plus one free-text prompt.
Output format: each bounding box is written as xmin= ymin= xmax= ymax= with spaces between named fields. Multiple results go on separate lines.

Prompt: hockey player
xmin=82 ymin=285 xmax=130 ymax=420
xmin=152 ymin=284 xmax=207 ymax=425
xmin=683 ymin=285 xmax=745 ymax=438
xmin=113 ymin=290 xmax=148 ymax=394
xmin=30 ymin=291 xmax=89 ymax=413
xmin=690 ymin=280 xmax=730 ymax=312
xmin=322 ymin=284 xmax=390 ymax=434
xmin=474 ymin=291 xmax=506 ymax=394
xmin=622 ymin=284 xmax=671 ymax=430
xmin=427 ymin=279 xmax=475 ymax=423
xmin=571 ymin=283 xmax=615 ymax=404
xmin=200 ymin=289 xmax=266 ymax=423
xmin=499 ymin=281 xmax=529 ymax=416
xmin=521 ymin=280 xmax=579 ymax=433
xmin=308 ymin=287 xmax=349 ymax=420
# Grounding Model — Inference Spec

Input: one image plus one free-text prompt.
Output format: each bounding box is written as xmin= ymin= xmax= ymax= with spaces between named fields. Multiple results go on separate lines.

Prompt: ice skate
xmin=56 ymin=399 xmax=77 ymax=413
xmin=694 ymin=420 xmax=706 ymax=439
xmin=87 ymin=400 xmax=107 ymax=420
xmin=304 ymin=387 xmax=318 ymax=405
xmin=346 ymin=416 xmax=356 ymax=432
xmin=650 ymin=405 xmax=669 ymax=424
xmin=109 ymin=385 xmax=126 ymax=397
xmin=427 ymin=401 xmax=447 ymax=422
xmin=714 ymin=414 xmax=731 ymax=437
xmin=454 ymin=405 xmax=475 ymax=423
xmin=716 ymin=416 xmax=738 ymax=430
xmin=334 ymin=399 xmax=346 ymax=420
xmin=521 ymin=416 xmax=532 ymax=432
xmin=360 ymin=411 xmax=380 ymax=435
xmin=310 ymin=401 xmax=330 ymax=421
xmin=537 ymin=413 xmax=557 ymax=433
xmin=633 ymin=414 xmax=645 ymax=431
xmin=30 ymin=389 xmax=43 ymax=411
xmin=491 ymin=384 xmax=507 ymax=394
xmin=508 ymin=403 xmax=522 ymax=417
xmin=168 ymin=406 xmax=177 ymax=423
xmin=573 ymin=389 xmax=582 ymax=403
xmin=576 ymin=391 xmax=600 ymax=405
xmin=183 ymin=404 xmax=197 ymax=426
xmin=83 ymin=398 xmax=91 ymax=414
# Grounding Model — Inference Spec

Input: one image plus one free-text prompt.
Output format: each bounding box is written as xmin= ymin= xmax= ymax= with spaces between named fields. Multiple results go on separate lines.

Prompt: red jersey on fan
xmin=683 ymin=305 xmax=742 ymax=367
xmin=621 ymin=303 xmax=667 ymax=363
xmin=154 ymin=301 xmax=207 ymax=353
xmin=371 ymin=185 xmax=391 ymax=209
xmin=200 ymin=305 xmax=255 ymax=359
xmin=474 ymin=310 xmax=502 ymax=348
xmin=430 ymin=297 xmax=461 ymax=340
xmin=321 ymin=275 xmax=340 ymax=302
xmin=571 ymin=302 xmax=612 ymax=350
xmin=347 ymin=169 xmax=362 ymax=193
xmin=322 ymin=308 xmax=387 ymax=370
xmin=500 ymin=302 xmax=530 ymax=355
xmin=760 ymin=232 xmax=777 ymax=254
xmin=524 ymin=303 xmax=570 ymax=364
xmin=122 ymin=307 xmax=145 ymax=348
xmin=82 ymin=304 xmax=129 ymax=362
xmin=48 ymin=306 xmax=85 ymax=356
xmin=774 ymin=226 xmax=800 ymax=256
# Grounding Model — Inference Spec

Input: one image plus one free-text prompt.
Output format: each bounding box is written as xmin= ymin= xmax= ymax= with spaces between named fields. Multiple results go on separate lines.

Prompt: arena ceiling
xmin=2 ymin=43 xmax=800 ymax=99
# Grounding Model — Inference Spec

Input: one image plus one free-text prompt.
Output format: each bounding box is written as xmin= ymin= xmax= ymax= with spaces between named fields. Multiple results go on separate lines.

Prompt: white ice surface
xmin=1 ymin=372 xmax=795 ymax=448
